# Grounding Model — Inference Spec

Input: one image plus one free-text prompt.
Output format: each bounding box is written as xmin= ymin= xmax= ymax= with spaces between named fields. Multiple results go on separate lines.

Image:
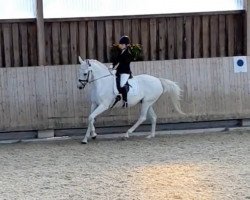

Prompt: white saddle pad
xmin=127 ymin=78 xmax=139 ymax=96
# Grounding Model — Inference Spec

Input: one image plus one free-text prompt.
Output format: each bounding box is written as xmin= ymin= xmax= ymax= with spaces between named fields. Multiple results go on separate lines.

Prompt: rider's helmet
xmin=119 ymin=36 xmax=130 ymax=45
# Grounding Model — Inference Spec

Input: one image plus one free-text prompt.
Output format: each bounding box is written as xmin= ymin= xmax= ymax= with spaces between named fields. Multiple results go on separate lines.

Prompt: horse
xmin=77 ymin=57 xmax=185 ymax=144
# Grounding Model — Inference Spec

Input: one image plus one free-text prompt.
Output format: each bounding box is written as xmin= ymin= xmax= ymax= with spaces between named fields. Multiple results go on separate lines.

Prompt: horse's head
xmin=77 ymin=56 xmax=93 ymax=90
xmin=77 ymin=57 xmax=111 ymax=90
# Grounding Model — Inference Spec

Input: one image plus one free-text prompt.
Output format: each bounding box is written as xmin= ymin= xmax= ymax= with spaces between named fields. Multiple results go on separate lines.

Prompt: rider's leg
xmin=111 ymin=75 xmax=122 ymax=108
xmin=115 ymin=74 xmax=122 ymax=101
xmin=120 ymin=74 xmax=130 ymax=107
xmin=120 ymin=73 xmax=130 ymax=87
xmin=116 ymin=74 xmax=121 ymax=93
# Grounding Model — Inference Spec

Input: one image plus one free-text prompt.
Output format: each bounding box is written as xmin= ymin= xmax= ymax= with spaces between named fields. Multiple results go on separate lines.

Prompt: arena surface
xmin=0 ymin=130 xmax=249 ymax=200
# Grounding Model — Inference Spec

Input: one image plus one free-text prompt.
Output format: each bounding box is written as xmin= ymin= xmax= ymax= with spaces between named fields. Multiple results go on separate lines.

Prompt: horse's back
xmin=130 ymin=74 xmax=163 ymax=99
xmin=133 ymin=74 xmax=162 ymax=87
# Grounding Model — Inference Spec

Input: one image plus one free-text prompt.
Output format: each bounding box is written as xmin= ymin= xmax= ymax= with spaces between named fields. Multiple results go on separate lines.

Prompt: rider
xmin=112 ymin=36 xmax=133 ymax=108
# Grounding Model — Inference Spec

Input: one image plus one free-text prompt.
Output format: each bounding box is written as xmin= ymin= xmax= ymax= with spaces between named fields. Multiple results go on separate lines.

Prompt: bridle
xmin=78 ymin=60 xmax=113 ymax=89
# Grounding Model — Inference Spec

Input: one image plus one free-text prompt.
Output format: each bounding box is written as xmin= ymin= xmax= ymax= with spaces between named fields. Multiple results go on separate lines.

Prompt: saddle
xmin=111 ymin=74 xmax=132 ymax=108
xmin=115 ymin=75 xmax=132 ymax=94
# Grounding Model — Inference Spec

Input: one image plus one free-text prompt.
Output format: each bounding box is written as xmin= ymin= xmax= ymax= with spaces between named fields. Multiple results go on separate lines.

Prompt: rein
xmin=89 ymin=74 xmax=112 ymax=83
xmin=79 ymin=68 xmax=113 ymax=88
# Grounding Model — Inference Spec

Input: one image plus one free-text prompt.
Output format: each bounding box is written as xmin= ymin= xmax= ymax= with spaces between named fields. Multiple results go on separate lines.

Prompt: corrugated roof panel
xmin=0 ymin=0 xmax=35 ymax=19
xmin=43 ymin=0 xmax=244 ymax=18
xmin=0 ymin=0 xmax=244 ymax=20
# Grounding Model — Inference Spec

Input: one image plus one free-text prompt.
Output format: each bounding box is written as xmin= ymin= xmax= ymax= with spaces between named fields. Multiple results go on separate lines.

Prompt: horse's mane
xmin=90 ymin=59 xmax=108 ymax=71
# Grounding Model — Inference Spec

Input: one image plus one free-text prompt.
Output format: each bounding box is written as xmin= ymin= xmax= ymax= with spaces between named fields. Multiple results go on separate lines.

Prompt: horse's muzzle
xmin=77 ymin=81 xmax=86 ymax=90
xmin=78 ymin=85 xmax=83 ymax=90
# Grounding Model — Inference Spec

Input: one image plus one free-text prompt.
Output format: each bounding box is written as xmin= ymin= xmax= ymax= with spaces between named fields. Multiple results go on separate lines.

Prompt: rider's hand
xmin=109 ymin=64 xmax=113 ymax=69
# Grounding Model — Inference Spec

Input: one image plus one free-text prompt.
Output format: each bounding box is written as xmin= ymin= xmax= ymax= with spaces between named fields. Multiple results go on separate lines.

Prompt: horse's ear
xmin=78 ymin=56 xmax=84 ymax=64
xmin=86 ymin=59 xmax=91 ymax=66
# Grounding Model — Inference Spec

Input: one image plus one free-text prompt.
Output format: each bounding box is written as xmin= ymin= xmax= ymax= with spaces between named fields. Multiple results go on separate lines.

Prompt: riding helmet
xmin=119 ymin=36 xmax=130 ymax=45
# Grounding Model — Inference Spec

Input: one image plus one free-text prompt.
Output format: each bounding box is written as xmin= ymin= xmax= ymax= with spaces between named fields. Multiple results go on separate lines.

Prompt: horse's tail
xmin=159 ymin=78 xmax=186 ymax=115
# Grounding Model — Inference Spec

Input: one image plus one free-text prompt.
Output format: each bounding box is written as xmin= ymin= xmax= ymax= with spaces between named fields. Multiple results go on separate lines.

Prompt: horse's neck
xmin=91 ymin=63 xmax=113 ymax=91
xmin=92 ymin=69 xmax=107 ymax=79
xmin=92 ymin=62 xmax=109 ymax=79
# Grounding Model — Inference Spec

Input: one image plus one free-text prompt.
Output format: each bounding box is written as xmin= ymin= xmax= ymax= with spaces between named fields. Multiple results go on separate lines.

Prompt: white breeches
xmin=120 ymin=74 xmax=130 ymax=87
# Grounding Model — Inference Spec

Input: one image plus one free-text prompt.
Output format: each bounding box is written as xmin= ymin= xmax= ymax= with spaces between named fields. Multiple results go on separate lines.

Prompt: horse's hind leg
xmin=146 ymin=106 xmax=157 ymax=139
xmin=125 ymin=101 xmax=152 ymax=138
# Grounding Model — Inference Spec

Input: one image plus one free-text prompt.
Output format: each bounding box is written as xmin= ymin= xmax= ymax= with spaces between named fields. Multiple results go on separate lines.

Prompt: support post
xmin=36 ymin=0 xmax=45 ymax=65
xmin=245 ymin=0 xmax=250 ymax=56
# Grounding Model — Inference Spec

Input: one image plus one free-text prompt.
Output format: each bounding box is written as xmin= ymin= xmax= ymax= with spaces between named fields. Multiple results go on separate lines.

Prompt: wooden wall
xmin=0 ymin=57 xmax=249 ymax=132
xmin=0 ymin=11 xmax=245 ymax=67
xmin=0 ymin=22 xmax=38 ymax=67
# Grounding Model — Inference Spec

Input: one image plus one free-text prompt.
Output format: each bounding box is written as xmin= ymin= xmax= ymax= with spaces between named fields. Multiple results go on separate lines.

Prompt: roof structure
xmin=0 ymin=0 xmax=244 ymax=19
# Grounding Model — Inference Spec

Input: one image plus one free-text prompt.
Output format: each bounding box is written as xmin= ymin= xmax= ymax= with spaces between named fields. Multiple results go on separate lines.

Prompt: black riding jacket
xmin=113 ymin=48 xmax=133 ymax=75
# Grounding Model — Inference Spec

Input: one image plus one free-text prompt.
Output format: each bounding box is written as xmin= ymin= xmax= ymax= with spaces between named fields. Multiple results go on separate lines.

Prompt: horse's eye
xmin=84 ymin=73 xmax=87 ymax=76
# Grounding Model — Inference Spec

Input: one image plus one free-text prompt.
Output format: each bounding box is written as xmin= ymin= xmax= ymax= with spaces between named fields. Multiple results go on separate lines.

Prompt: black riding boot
xmin=111 ymin=75 xmax=122 ymax=108
xmin=121 ymin=85 xmax=129 ymax=108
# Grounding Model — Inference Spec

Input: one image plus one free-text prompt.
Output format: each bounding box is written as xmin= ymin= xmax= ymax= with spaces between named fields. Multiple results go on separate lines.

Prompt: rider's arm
xmin=112 ymin=63 xmax=119 ymax=70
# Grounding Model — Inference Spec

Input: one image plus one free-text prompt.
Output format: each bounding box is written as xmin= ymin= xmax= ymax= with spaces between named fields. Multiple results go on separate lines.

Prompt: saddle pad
xmin=127 ymin=78 xmax=139 ymax=96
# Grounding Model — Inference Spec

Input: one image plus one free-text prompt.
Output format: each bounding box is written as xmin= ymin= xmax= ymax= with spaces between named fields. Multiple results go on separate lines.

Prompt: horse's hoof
xmin=146 ymin=135 xmax=155 ymax=139
xmin=81 ymin=141 xmax=88 ymax=144
xmin=122 ymin=135 xmax=129 ymax=140
xmin=91 ymin=132 xmax=97 ymax=140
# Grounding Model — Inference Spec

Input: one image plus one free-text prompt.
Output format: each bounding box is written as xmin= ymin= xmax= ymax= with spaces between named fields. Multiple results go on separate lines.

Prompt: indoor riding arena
xmin=0 ymin=0 xmax=250 ymax=199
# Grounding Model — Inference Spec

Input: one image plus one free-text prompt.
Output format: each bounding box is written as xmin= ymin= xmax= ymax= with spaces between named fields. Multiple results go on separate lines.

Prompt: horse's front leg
xmin=82 ymin=104 xmax=108 ymax=144
xmin=82 ymin=103 xmax=96 ymax=144
xmin=89 ymin=103 xmax=98 ymax=139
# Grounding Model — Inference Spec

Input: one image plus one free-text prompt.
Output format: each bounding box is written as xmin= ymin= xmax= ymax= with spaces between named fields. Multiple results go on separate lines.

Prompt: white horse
xmin=77 ymin=57 xmax=185 ymax=144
